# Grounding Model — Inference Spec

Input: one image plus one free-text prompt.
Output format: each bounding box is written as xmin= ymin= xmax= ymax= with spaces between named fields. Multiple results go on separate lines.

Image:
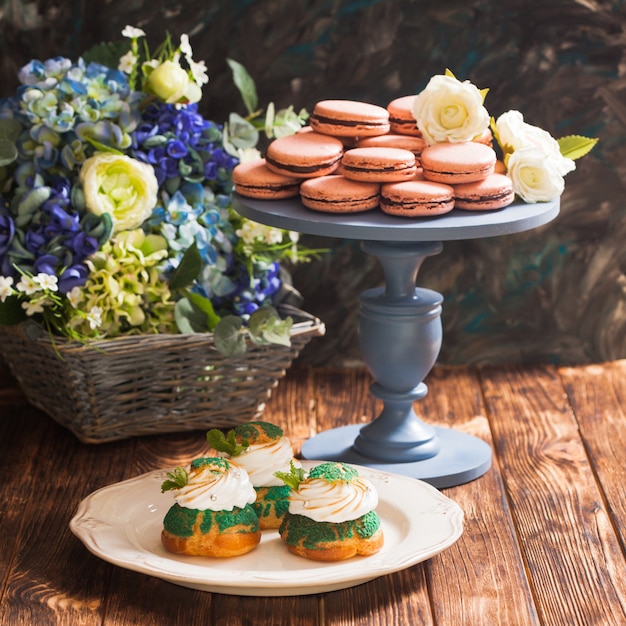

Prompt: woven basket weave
xmin=0 ymin=309 xmax=324 ymax=443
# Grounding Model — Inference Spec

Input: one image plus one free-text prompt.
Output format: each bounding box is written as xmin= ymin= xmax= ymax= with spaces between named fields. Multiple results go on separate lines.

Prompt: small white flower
xmin=67 ymin=287 xmax=82 ymax=308
xmin=118 ymin=50 xmax=137 ymax=74
xmin=0 ymin=276 xmax=14 ymax=303
xmin=263 ymin=227 xmax=284 ymax=245
xmin=21 ymin=299 xmax=45 ymax=316
xmin=86 ymin=306 xmax=103 ymax=330
xmin=506 ymin=146 xmax=566 ymax=203
xmin=122 ymin=25 xmax=146 ymax=39
xmin=33 ymin=272 xmax=58 ymax=292
xmin=237 ymin=147 xmax=262 ymax=164
xmin=189 ymin=59 xmax=209 ymax=86
xmin=179 ymin=34 xmax=193 ymax=59
xmin=16 ymin=275 xmax=40 ymax=295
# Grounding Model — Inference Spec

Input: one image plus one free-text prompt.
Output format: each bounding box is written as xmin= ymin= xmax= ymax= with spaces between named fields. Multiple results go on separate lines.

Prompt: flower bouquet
xmin=0 ymin=27 xmax=324 ymax=442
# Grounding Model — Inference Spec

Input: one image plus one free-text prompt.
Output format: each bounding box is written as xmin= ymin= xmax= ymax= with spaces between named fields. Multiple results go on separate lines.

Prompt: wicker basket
xmin=0 ymin=309 xmax=324 ymax=443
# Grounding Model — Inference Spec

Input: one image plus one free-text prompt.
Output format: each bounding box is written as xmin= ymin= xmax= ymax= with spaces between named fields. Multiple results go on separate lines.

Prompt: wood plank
xmin=559 ymin=360 xmax=626 ymax=551
xmin=423 ymin=366 xmax=540 ymax=625
xmin=0 ymin=414 xmax=136 ymax=626
xmin=480 ymin=364 xmax=626 ymax=626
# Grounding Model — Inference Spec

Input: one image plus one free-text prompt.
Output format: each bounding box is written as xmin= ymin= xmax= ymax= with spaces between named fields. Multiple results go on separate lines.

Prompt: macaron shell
xmin=454 ymin=173 xmax=515 ymax=210
xmin=357 ymin=134 xmax=428 ymax=161
xmin=421 ymin=142 xmax=496 ymax=184
xmin=310 ymin=100 xmax=390 ymax=137
xmin=341 ymin=147 xmax=417 ymax=182
xmin=232 ymin=159 xmax=301 ymax=199
xmin=300 ymin=175 xmax=381 ymax=213
xmin=386 ymin=95 xmax=422 ymax=136
xmin=265 ymin=132 xmax=344 ymax=178
xmin=380 ymin=180 xmax=455 ymax=217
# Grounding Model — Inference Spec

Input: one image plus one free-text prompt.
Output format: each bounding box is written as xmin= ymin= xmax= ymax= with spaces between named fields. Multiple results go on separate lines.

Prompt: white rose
xmin=412 ymin=74 xmax=490 ymax=145
xmin=496 ymin=110 xmax=575 ymax=177
xmin=80 ymin=153 xmax=158 ymax=233
xmin=506 ymin=146 xmax=566 ymax=203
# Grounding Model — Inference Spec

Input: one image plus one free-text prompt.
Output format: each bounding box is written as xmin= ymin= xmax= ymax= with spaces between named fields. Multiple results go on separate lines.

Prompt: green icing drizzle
xmin=163 ymin=503 xmax=259 ymax=536
xmin=234 ymin=421 xmax=283 ymax=442
xmin=190 ymin=457 xmax=230 ymax=472
xmin=308 ymin=462 xmax=358 ymax=483
xmin=279 ymin=511 xmax=381 ymax=548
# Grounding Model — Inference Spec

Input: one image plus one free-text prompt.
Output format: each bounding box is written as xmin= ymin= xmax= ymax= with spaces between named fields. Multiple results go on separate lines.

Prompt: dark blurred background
xmin=1 ymin=0 xmax=624 ymax=366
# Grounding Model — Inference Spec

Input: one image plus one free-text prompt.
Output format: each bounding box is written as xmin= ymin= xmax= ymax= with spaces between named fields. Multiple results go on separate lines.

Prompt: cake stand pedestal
xmin=233 ymin=194 xmax=559 ymax=488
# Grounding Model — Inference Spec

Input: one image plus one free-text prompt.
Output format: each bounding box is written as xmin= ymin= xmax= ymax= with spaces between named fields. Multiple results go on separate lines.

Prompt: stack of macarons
xmin=232 ymin=98 xmax=515 ymax=217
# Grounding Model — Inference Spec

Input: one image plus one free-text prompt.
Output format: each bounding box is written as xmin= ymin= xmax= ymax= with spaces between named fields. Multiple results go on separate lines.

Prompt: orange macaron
xmin=420 ymin=142 xmax=496 ymax=184
xmin=357 ymin=134 xmax=428 ymax=163
xmin=380 ymin=180 xmax=455 ymax=217
xmin=300 ymin=175 xmax=381 ymax=213
xmin=453 ymin=173 xmax=515 ymax=211
xmin=265 ymin=132 xmax=344 ymax=179
xmin=310 ymin=100 xmax=390 ymax=138
xmin=341 ymin=147 xmax=418 ymax=183
xmin=386 ymin=95 xmax=422 ymax=136
xmin=232 ymin=159 xmax=301 ymax=199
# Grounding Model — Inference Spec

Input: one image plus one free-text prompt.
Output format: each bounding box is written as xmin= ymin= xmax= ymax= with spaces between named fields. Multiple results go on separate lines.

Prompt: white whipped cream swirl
xmin=173 ymin=459 xmax=256 ymax=512
xmin=221 ymin=436 xmax=301 ymax=487
xmin=288 ymin=475 xmax=378 ymax=523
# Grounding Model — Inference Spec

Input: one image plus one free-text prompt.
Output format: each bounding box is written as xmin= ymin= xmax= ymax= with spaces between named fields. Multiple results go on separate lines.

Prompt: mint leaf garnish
xmin=161 ymin=467 xmax=188 ymax=492
xmin=274 ymin=460 xmax=306 ymax=491
xmin=206 ymin=428 xmax=249 ymax=456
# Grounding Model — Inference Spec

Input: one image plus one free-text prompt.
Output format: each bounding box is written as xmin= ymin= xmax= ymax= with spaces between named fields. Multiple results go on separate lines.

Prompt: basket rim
xmin=0 ymin=306 xmax=325 ymax=353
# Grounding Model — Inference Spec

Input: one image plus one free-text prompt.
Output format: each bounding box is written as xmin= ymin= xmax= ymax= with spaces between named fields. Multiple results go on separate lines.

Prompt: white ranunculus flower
xmin=80 ymin=153 xmax=158 ymax=233
xmin=496 ymin=110 xmax=575 ymax=177
xmin=412 ymin=74 xmax=490 ymax=145
xmin=506 ymin=146 xmax=566 ymax=203
xmin=145 ymin=60 xmax=201 ymax=105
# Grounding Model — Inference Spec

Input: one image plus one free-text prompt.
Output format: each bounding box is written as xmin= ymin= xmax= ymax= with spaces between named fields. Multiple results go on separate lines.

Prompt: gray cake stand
xmin=233 ymin=193 xmax=560 ymax=488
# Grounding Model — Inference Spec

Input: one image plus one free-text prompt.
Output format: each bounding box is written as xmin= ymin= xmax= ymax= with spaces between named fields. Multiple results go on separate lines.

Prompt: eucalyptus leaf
xmin=226 ymin=58 xmax=258 ymax=115
xmin=174 ymin=298 xmax=209 ymax=333
xmin=0 ymin=118 xmax=22 ymax=143
xmin=558 ymin=135 xmax=598 ymax=161
xmin=213 ymin=316 xmax=246 ymax=357
xmin=186 ymin=291 xmax=221 ymax=330
xmin=248 ymin=306 xmax=293 ymax=347
xmin=0 ymin=138 xmax=17 ymax=167
xmin=169 ymin=242 xmax=202 ymax=291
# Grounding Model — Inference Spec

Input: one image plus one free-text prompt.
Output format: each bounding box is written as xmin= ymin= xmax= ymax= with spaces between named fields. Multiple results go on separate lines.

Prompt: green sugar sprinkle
xmin=253 ymin=485 xmax=291 ymax=520
xmin=279 ymin=510 xmax=381 ymax=548
xmin=190 ymin=457 xmax=230 ymax=472
xmin=234 ymin=421 xmax=284 ymax=442
xmin=308 ymin=462 xmax=358 ymax=483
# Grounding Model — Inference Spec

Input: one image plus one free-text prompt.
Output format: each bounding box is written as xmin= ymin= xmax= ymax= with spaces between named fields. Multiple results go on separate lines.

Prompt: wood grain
xmin=2 ymin=364 xmax=626 ymax=625
xmin=481 ymin=364 xmax=626 ymax=626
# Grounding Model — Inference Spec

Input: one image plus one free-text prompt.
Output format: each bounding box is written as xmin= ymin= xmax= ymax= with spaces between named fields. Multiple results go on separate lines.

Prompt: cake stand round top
xmin=232 ymin=193 xmax=560 ymax=242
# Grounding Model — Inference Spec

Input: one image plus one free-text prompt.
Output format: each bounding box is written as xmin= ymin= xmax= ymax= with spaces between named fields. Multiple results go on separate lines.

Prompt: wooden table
xmin=1 ymin=361 xmax=626 ymax=625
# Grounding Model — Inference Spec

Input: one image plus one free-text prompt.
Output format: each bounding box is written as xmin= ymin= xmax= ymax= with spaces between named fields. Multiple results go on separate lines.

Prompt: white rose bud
xmin=412 ymin=74 xmax=490 ymax=145
xmin=146 ymin=60 xmax=201 ymax=105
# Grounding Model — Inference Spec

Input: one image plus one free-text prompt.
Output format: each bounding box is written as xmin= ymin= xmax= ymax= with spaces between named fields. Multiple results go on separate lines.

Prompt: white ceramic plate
xmin=70 ymin=462 xmax=463 ymax=596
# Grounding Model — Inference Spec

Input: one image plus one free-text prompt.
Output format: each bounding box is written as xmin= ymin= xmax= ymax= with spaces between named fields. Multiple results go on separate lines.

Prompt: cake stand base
xmin=300 ymin=424 xmax=492 ymax=489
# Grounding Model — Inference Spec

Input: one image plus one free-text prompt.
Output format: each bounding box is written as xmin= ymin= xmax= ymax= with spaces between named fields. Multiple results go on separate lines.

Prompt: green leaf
xmin=0 ymin=138 xmax=17 ymax=167
xmin=226 ymin=58 xmax=258 ymax=115
xmin=0 ymin=297 xmax=26 ymax=325
xmin=213 ymin=315 xmax=246 ymax=356
xmin=161 ymin=467 xmax=188 ymax=492
xmin=206 ymin=428 xmax=250 ymax=456
xmin=558 ymin=135 xmax=598 ymax=161
xmin=186 ymin=291 xmax=221 ymax=330
xmin=174 ymin=297 xmax=209 ymax=333
xmin=444 ymin=68 xmax=456 ymax=78
xmin=274 ymin=460 xmax=307 ymax=491
xmin=82 ymin=41 xmax=131 ymax=69
xmin=248 ymin=306 xmax=293 ymax=347
xmin=169 ymin=242 xmax=202 ymax=291
xmin=0 ymin=118 xmax=22 ymax=143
